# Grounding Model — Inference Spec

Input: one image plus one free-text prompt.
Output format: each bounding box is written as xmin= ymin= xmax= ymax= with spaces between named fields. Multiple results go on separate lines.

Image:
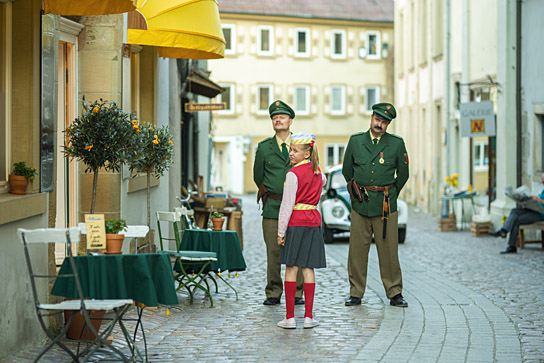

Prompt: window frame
xmin=365 ymin=86 xmax=380 ymax=114
xmin=293 ymin=85 xmax=310 ymax=116
xmin=366 ymin=31 xmax=381 ymax=60
xmin=330 ymin=85 xmax=346 ymax=115
xmin=330 ymin=29 xmax=346 ymax=59
xmin=222 ymin=24 xmax=236 ymax=55
xmin=256 ymin=84 xmax=274 ymax=115
xmin=294 ymin=27 xmax=310 ymax=58
xmin=473 ymin=140 xmax=489 ymax=172
xmin=326 ymin=143 xmax=346 ymax=170
xmin=257 ymin=25 xmax=274 ymax=56
xmin=0 ymin=3 xmax=11 ymax=193
xmin=218 ymin=83 xmax=235 ymax=115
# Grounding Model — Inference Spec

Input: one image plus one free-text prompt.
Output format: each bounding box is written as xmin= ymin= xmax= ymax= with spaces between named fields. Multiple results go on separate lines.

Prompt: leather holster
xmin=347 ymin=179 xmax=364 ymax=202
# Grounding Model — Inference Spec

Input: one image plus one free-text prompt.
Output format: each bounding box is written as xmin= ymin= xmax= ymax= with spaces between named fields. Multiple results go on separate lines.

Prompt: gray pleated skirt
xmin=280 ymin=226 xmax=327 ymax=269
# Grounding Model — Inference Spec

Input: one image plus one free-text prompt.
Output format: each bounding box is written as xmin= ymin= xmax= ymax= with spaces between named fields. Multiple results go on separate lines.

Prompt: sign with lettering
xmin=460 ymin=101 xmax=495 ymax=137
xmin=184 ymin=102 xmax=226 ymax=112
xmin=85 ymin=214 xmax=106 ymax=250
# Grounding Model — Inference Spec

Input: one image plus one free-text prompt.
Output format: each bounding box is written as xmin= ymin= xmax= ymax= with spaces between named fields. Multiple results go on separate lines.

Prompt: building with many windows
xmin=208 ymin=0 xmax=394 ymax=194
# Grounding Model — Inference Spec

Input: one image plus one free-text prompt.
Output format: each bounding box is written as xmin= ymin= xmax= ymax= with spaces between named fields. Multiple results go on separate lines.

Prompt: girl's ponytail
xmin=311 ymin=144 xmax=320 ymax=174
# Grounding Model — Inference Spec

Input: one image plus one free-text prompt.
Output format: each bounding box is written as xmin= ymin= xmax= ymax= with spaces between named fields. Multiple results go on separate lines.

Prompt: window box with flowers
xmin=9 ymin=161 xmax=38 ymax=195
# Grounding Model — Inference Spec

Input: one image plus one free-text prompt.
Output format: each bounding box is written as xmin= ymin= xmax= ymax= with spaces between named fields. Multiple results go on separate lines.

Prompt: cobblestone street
xmin=7 ymin=195 xmax=544 ymax=362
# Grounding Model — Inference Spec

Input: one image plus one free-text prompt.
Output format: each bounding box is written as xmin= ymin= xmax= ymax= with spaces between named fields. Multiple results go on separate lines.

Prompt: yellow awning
xmin=44 ymin=0 xmax=136 ymax=15
xmin=127 ymin=0 xmax=225 ymax=60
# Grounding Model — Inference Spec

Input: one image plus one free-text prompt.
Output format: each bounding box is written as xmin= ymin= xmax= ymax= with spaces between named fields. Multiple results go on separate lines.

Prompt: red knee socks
xmin=304 ymin=283 xmax=315 ymax=318
xmin=284 ymin=281 xmax=296 ymax=319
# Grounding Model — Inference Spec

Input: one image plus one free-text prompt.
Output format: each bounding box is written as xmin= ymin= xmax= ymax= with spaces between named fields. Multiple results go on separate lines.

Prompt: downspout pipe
xmin=445 ymin=0 xmax=451 ymax=177
xmin=516 ymin=0 xmax=522 ymax=187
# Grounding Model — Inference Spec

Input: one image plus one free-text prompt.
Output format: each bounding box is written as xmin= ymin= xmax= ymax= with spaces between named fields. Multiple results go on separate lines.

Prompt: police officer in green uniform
xmin=342 ymin=102 xmax=410 ymax=307
xmin=253 ymin=100 xmax=304 ymax=306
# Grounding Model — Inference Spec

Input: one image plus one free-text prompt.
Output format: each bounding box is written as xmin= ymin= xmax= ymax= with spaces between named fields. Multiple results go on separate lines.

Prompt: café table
xmin=440 ymin=191 xmax=477 ymax=231
xmin=180 ymin=229 xmax=246 ymax=299
xmin=51 ymin=253 xmax=179 ymax=361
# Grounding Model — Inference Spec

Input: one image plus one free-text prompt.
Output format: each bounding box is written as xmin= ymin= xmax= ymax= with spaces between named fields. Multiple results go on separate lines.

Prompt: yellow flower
xmin=165 ymin=308 xmax=170 ymax=317
xmin=445 ymin=176 xmax=450 ymax=182
xmin=168 ymin=139 xmax=173 ymax=144
xmin=152 ymin=139 xmax=159 ymax=145
xmin=131 ymin=119 xmax=138 ymax=125
xmin=92 ymin=106 xmax=100 ymax=113
xmin=85 ymin=144 xmax=93 ymax=151
xmin=468 ymin=185 xmax=473 ymax=192
xmin=452 ymin=173 xmax=459 ymax=179
xmin=133 ymin=124 xmax=139 ymax=130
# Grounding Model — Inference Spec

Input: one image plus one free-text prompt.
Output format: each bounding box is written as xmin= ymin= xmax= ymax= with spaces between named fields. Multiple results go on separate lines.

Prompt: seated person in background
xmin=489 ymin=173 xmax=544 ymax=254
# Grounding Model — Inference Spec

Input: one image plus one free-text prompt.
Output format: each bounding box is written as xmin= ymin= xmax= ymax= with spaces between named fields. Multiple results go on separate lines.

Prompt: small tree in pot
xmin=127 ymin=121 xmax=174 ymax=231
xmin=64 ymin=98 xmax=137 ymax=213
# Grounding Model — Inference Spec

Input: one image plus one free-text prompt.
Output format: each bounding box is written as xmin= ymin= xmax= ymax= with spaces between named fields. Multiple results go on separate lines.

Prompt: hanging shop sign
xmin=185 ymin=103 xmax=226 ymax=112
xmin=460 ymin=101 xmax=496 ymax=137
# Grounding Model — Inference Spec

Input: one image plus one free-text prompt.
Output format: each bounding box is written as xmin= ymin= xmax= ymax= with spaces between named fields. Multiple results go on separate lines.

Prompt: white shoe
xmin=277 ymin=317 xmax=296 ymax=329
xmin=303 ymin=317 xmax=319 ymax=329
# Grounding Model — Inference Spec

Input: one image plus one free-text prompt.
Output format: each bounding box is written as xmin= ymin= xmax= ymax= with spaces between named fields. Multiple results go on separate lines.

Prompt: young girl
xmin=277 ymin=132 xmax=327 ymax=329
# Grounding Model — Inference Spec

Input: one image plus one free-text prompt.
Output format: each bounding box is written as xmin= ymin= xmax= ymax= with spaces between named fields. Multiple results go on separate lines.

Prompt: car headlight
xmin=332 ymin=206 xmax=345 ymax=218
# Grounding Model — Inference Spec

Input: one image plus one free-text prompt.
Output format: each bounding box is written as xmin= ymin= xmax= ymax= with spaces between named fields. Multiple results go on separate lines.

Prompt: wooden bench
xmin=519 ymin=221 xmax=544 ymax=248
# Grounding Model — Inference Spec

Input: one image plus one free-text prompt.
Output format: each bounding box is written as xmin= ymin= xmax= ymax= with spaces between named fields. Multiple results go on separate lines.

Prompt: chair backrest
xmin=18 ymin=227 xmax=81 ymax=244
xmin=156 ymin=211 xmax=182 ymax=252
xmin=18 ymin=227 xmax=85 ymax=310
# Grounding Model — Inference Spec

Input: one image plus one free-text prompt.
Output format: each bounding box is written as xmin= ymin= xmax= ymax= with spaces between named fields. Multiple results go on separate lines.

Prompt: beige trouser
xmin=262 ymin=218 xmax=304 ymax=299
xmin=348 ymin=210 xmax=403 ymax=299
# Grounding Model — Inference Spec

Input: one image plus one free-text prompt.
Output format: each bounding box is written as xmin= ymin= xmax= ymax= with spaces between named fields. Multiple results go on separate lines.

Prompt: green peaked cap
xmin=372 ymin=102 xmax=397 ymax=121
xmin=269 ymin=100 xmax=295 ymax=119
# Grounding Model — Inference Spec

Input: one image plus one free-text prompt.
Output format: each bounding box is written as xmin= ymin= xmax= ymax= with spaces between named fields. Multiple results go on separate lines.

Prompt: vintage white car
xmin=320 ymin=165 xmax=408 ymax=244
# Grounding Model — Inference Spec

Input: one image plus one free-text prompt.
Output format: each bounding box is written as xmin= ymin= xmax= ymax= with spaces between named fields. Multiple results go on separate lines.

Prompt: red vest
xmin=288 ymin=163 xmax=323 ymax=227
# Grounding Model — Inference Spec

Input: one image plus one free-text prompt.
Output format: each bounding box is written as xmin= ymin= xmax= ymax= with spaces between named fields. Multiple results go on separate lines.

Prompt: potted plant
xmin=127 ymin=122 xmax=174 ymax=232
xmin=211 ymin=211 xmax=225 ymax=231
xmin=104 ymin=218 xmax=128 ymax=254
xmin=64 ymin=98 xmax=137 ymax=213
xmin=8 ymin=161 xmax=37 ymax=195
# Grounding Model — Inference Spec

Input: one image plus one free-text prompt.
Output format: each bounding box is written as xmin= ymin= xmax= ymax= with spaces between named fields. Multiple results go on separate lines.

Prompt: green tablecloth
xmin=51 ymin=253 xmax=179 ymax=307
xmin=180 ymin=229 xmax=246 ymax=272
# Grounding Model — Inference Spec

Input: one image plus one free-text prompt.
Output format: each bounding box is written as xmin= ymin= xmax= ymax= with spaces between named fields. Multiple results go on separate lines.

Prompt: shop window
xmin=330 ymin=85 xmax=346 ymax=115
xmin=294 ymin=28 xmax=310 ymax=57
xmin=256 ymin=84 xmax=273 ymax=115
xmin=218 ymin=83 xmax=235 ymax=115
xmin=366 ymin=86 xmax=379 ymax=113
xmin=326 ymin=144 xmax=345 ymax=171
xmin=222 ymin=24 xmax=236 ymax=55
xmin=366 ymin=31 xmax=381 ymax=59
xmin=331 ymin=29 xmax=346 ymax=59
xmin=294 ymin=85 xmax=310 ymax=115
xmin=257 ymin=25 xmax=274 ymax=56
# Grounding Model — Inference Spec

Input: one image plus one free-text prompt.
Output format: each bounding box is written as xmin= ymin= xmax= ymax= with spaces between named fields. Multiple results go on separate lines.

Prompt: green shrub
xmin=12 ymin=161 xmax=38 ymax=180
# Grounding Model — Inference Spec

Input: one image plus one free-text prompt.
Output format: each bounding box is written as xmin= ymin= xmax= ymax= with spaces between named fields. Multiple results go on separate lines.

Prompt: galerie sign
xmin=460 ymin=101 xmax=496 ymax=137
xmin=85 ymin=214 xmax=106 ymax=250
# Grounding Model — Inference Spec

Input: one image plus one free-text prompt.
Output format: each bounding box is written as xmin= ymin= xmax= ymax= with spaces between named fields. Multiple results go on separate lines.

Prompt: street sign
xmin=185 ymin=102 xmax=226 ymax=112
xmin=460 ymin=101 xmax=495 ymax=137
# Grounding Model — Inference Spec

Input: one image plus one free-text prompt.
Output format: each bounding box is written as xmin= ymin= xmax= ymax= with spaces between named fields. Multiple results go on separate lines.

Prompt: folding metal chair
xmin=156 ymin=211 xmax=217 ymax=307
xmin=18 ymin=227 xmax=138 ymax=362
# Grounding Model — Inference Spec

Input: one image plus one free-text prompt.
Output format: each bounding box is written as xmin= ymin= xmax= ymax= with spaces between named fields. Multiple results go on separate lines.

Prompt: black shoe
xmin=500 ymin=246 xmax=517 ymax=254
xmin=345 ymin=296 xmax=362 ymax=306
xmin=488 ymin=229 xmax=507 ymax=238
xmin=263 ymin=297 xmax=280 ymax=305
xmin=294 ymin=297 xmax=305 ymax=305
xmin=390 ymin=294 xmax=408 ymax=307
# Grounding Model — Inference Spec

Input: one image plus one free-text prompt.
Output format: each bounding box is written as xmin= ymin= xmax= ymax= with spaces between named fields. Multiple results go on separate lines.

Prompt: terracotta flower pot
xmin=105 ymin=234 xmax=125 ymax=254
xmin=64 ymin=308 xmax=105 ymax=340
xmin=8 ymin=175 xmax=28 ymax=195
xmin=212 ymin=218 xmax=225 ymax=231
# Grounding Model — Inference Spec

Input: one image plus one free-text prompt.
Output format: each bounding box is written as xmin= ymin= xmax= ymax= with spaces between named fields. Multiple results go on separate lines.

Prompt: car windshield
xmin=329 ymin=171 xmax=347 ymax=189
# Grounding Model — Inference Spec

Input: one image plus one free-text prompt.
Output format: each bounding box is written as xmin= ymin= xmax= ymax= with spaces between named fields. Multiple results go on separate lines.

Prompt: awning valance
xmin=44 ymin=0 xmax=136 ymax=15
xmin=126 ymin=0 xmax=225 ymax=60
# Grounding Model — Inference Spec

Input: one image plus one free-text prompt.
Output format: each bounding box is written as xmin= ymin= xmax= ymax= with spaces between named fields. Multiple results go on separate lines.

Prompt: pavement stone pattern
xmin=6 ymin=196 xmax=544 ymax=362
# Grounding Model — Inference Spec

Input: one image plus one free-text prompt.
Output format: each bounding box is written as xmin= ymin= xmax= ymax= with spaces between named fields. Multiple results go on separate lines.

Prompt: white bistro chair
xmin=18 ymin=227 xmax=137 ymax=362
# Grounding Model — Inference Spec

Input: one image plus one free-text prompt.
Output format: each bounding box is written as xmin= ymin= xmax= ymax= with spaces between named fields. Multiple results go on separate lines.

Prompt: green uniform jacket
xmin=342 ymin=130 xmax=409 ymax=217
xmin=253 ymin=135 xmax=292 ymax=219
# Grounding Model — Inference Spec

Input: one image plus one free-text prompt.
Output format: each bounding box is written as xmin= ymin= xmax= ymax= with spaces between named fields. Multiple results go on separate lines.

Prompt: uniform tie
xmin=373 ymin=138 xmax=378 ymax=145
xmin=281 ymin=142 xmax=289 ymax=159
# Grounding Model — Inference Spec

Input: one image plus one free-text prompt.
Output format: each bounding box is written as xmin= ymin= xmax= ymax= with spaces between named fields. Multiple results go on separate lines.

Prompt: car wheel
xmin=323 ymin=223 xmax=334 ymax=244
xmin=398 ymin=228 xmax=406 ymax=244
